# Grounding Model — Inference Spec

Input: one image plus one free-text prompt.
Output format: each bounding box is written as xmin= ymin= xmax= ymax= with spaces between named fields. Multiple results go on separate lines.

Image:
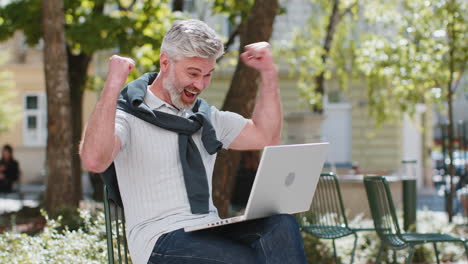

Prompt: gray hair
xmin=161 ymin=19 xmax=224 ymax=60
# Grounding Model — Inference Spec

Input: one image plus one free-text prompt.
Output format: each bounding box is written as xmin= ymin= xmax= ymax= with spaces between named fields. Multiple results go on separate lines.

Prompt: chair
xmin=101 ymin=163 xmax=130 ymax=264
xmin=364 ymin=175 xmax=468 ymax=264
xmin=299 ymin=172 xmax=374 ymax=264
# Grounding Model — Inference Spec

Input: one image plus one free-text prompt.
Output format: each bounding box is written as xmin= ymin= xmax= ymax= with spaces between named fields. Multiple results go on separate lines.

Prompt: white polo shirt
xmin=114 ymin=88 xmax=248 ymax=264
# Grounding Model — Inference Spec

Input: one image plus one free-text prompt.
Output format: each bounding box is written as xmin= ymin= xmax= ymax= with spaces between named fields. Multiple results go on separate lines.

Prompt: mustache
xmin=184 ymin=86 xmax=201 ymax=94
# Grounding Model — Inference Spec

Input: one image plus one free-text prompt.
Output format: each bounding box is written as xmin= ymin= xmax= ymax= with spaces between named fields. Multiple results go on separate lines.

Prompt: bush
xmin=0 ymin=210 xmax=109 ymax=264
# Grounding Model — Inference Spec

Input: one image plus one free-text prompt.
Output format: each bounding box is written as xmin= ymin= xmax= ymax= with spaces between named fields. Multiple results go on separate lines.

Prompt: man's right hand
xmin=106 ymin=55 xmax=135 ymax=89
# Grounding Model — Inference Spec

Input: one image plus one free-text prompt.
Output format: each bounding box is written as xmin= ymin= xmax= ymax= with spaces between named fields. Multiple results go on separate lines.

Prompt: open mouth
xmin=183 ymin=89 xmax=198 ymax=100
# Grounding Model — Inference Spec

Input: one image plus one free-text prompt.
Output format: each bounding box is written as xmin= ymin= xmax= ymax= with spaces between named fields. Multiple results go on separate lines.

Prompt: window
xmin=23 ymin=93 xmax=47 ymax=147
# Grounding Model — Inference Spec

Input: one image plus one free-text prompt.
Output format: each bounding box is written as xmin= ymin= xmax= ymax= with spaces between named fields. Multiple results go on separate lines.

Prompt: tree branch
xmin=337 ymin=2 xmax=358 ymax=21
xmin=216 ymin=23 xmax=241 ymax=63
xmin=118 ymin=0 xmax=137 ymax=11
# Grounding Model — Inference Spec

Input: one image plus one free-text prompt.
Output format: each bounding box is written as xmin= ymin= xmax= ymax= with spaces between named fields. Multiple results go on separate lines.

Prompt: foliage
xmin=281 ymin=0 xmax=466 ymax=122
xmin=279 ymin=0 xmax=360 ymax=110
xmin=356 ymin=0 xmax=467 ymax=123
xmin=0 ymin=209 xmax=110 ymax=264
xmin=212 ymin=0 xmax=253 ymax=25
xmin=0 ymin=0 xmax=175 ymax=81
xmin=355 ymin=0 xmax=466 ymax=220
xmin=0 ymin=54 xmax=21 ymax=133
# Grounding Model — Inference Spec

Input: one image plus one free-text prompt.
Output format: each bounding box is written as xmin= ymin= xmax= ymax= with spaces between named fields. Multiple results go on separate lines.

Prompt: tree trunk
xmin=41 ymin=0 xmax=77 ymax=213
xmin=212 ymin=0 xmax=279 ymax=217
xmin=314 ymin=0 xmax=341 ymax=113
xmin=67 ymin=48 xmax=92 ymax=202
xmin=172 ymin=0 xmax=184 ymax=11
xmin=447 ymin=81 xmax=455 ymax=222
xmin=446 ymin=3 xmax=456 ymax=222
xmin=66 ymin=0 xmax=103 ymax=202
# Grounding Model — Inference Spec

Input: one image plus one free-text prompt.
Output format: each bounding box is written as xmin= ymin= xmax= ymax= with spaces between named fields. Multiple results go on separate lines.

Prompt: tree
xmin=355 ymin=0 xmax=467 ymax=221
xmin=212 ymin=0 xmax=279 ymax=217
xmin=282 ymin=0 xmax=359 ymax=112
xmin=41 ymin=0 xmax=75 ymax=213
xmin=0 ymin=0 xmax=174 ymax=207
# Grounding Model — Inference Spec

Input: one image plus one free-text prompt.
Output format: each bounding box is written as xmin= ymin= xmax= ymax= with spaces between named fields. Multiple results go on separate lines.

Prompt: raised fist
xmin=106 ymin=55 xmax=135 ymax=88
xmin=240 ymin=42 xmax=276 ymax=73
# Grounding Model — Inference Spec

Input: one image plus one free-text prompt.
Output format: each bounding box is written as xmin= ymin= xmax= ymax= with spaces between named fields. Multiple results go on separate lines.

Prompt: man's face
xmin=162 ymin=56 xmax=215 ymax=110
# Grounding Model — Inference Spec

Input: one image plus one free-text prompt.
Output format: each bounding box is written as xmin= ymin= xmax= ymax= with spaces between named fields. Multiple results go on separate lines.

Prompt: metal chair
xmin=101 ymin=163 xmax=130 ymax=264
xmin=299 ymin=172 xmax=374 ymax=264
xmin=364 ymin=175 xmax=468 ymax=264
xmin=104 ymin=185 xmax=129 ymax=264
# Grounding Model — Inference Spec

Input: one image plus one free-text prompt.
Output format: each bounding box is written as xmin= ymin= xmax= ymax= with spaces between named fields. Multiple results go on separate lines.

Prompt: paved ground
xmin=418 ymin=187 xmax=468 ymax=217
xmin=0 ymin=184 xmax=44 ymax=214
xmin=418 ymin=188 xmax=446 ymax=211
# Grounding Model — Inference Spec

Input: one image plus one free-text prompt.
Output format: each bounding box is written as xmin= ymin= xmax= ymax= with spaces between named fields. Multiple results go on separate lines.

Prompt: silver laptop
xmin=184 ymin=142 xmax=329 ymax=232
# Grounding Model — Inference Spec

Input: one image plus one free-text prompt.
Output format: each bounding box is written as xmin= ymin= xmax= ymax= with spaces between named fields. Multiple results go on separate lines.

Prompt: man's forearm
xmin=251 ymin=68 xmax=282 ymax=145
xmin=79 ymin=82 xmax=121 ymax=172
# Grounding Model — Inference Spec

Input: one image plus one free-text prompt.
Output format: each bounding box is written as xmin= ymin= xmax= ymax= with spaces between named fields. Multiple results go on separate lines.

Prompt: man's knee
xmin=261 ymin=214 xmax=302 ymax=242
xmin=257 ymin=215 xmax=306 ymax=263
xmin=270 ymin=214 xmax=300 ymax=230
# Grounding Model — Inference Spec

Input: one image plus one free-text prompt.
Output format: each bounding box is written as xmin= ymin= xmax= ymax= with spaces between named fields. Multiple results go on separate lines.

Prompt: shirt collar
xmin=144 ymin=86 xmax=173 ymax=110
xmin=143 ymin=86 xmax=193 ymax=117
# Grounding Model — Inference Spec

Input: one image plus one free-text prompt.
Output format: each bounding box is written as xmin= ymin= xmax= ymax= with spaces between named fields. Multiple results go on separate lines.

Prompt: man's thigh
xmin=148 ymin=228 xmax=259 ymax=264
xmin=217 ymin=214 xmax=300 ymax=244
xmin=215 ymin=214 xmax=307 ymax=264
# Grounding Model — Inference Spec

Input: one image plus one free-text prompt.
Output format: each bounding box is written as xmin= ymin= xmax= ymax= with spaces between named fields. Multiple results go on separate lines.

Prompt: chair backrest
xmin=103 ymin=179 xmax=129 ymax=264
xmin=363 ymin=176 xmax=407 ymax=249
xmin=101 ymin=163 xmax=123 ymax=207
xmin=308 ymin=173 xmax=349 ymax=231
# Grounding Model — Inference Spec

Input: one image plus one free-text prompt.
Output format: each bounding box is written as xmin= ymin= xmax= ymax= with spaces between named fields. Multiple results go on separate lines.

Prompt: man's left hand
xmin=240 ymin=42 xmax=276 ymax=73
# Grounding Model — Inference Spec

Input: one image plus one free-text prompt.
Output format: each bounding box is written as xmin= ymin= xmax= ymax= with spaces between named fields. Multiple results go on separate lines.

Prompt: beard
xmin=162 ymin=68 xmax=197 ymax=110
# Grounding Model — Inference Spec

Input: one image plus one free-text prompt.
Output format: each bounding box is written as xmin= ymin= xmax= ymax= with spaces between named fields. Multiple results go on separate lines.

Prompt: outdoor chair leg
xmin=332 ymin=239 xmax=339 ymax=264
xmin=433 ymin=242 xmax=440 ymax=264
xmin=349 ymin=233 xmax=357 ymax=264
xmin=122 ymin=206 xmax=128 ymax=264
xmin=406 ymin=247 xmax=415 ymax=264
xmin=115 ymin=205 xmax=122 ymax=264
xmin=104 ymin=188 xmax=114 ymax=264
xmin=376 ymin=244 xmax=383 ymax=264
xmin=464 ymin=242 xmax=468 ymax=259
xmin=392 ymin=250 xmax=397 ymax=264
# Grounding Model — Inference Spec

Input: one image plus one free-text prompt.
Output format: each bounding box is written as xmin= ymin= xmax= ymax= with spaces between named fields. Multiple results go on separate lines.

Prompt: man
xmin=80 ymin=19 xmax=306 ymax=264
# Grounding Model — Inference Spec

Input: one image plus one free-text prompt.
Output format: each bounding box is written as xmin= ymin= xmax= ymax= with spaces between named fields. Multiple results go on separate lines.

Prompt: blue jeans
xmin=147 ymin=214 xmax=307 ymax=264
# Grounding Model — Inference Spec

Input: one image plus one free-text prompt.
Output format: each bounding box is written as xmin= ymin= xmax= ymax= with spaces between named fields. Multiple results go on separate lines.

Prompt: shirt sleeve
xmin=210 ymin=106 xmax=248 ymax=149
xmin=115 ymin=110 xmax=131 ymax=149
